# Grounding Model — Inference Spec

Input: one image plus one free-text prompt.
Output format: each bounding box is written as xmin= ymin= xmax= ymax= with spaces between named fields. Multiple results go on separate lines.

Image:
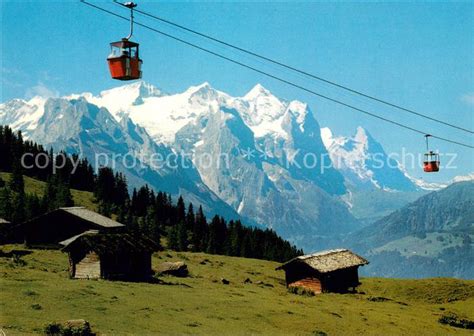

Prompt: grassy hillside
xmin=1 ymin=245 xmax=473 ymax=335
xmin=0 ymin=172 xmax=97 ymax=211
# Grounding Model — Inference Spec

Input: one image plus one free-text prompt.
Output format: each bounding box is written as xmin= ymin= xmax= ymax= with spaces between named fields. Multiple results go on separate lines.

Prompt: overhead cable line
xmin=113 ymin=0 xmax=474 ymax=136
xmin=80 ymin=1 xmax=474 ymax=149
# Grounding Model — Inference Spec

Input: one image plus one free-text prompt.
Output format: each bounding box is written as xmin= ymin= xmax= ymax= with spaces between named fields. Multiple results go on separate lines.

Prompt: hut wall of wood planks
xmin=277 ymin=249 xmax=369 ymax=294
xmin=74 ymin=251 xmax=101 ymax=279
xmin=61 ymin=232 xmax=158 ymax=281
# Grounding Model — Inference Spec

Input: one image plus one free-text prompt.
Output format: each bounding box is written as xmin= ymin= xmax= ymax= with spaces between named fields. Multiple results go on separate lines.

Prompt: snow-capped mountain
xmin=408 ymin=172 xmax=474 ymax=191
xmin=0 ymin=94 xmax=242 ymax=223
xmin=0 ymin=96 xmax=48 ymax=139
xmin=1 ymin=80 xmax=431 ymax=250
xmin=80 ymin=81 xmax=354 ymax=247
xmin=321 ymin=126 xmax=417 ymax=192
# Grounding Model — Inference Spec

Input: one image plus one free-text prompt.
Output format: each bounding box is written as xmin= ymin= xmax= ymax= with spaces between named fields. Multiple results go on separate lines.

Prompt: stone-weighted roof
xmin=277 ymin=249 xmax=369 ymax=273
xmin=59 ymin=207 xmax=124 ymax=228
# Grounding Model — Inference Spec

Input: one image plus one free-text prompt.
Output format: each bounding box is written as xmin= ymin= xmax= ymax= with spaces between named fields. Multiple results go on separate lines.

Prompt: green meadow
xmin=1 ymin=173 xmax=473 ymax=334
xmin=1 ymin=245 xmax=473 ymax=335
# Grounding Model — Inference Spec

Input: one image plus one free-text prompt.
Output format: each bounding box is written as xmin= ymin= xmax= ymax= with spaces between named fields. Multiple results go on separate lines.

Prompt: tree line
xmin=0 ymin=125 xmax=302 ymax=262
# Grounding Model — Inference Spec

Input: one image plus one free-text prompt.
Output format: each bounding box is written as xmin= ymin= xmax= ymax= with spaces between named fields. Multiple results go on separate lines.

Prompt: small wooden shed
xmin=61 ymin=232 xmax=158 ymax=281
xmin=23 ymin=207 xmax=125 ymax=247
xmin=0 ymin=217 xmax=14 ymax=244
xmin=277 ymin=249 xmax=368 ymax=294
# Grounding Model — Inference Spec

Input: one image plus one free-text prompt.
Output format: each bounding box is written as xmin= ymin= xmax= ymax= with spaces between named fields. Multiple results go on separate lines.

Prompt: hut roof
xmin=59 ymin=207 xmax=125 ymax=228
xmin=61 ymin=232 xmax=159 ymax=255
xmin=0 ymin=218 xmax=10 ymax=224
xmin=59 ymin=230 xmax=100 ymax=246
xmin=277 ymin=249 xmax=368 ymax=273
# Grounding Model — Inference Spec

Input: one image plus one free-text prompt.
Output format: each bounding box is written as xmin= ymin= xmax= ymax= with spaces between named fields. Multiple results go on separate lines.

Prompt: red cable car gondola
xmin=107 ymin=2 xmax=142 ymax=81
xmin=423 ymin=135 xmax=440 ymax=173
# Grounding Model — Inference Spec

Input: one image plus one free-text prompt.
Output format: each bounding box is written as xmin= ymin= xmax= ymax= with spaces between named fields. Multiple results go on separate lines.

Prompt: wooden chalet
xmin=22 ymin=207 xmax=125 ymax=247
xmin=0 ymin=217 xmax=19 ymax=244
xmin=60 ymin=231 xmax=158 ymax=281
xmin=277 ymin=249 xmax=368 ymax=294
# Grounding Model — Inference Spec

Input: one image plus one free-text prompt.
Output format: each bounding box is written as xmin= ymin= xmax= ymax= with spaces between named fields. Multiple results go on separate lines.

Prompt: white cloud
xmin=1 ymin=67 xmax=27 ymax=89
xmin=25 ymin=82 xmax=59 ymax=99
xmin=460 ymin=92 xmax=474 ymax=106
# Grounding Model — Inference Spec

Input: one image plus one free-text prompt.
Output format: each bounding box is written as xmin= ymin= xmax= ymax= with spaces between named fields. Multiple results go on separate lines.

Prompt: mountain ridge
xmin=2 ymin=80 xmax=463 ymax=252
xmin=348 ymin=180 xmax=474 ymax=278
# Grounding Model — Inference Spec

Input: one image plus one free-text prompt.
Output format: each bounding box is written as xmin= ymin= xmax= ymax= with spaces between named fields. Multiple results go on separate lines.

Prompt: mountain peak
xmin=354 ymin=126 xmax=374 ymax=146
xmin=244 ymin=83 xmax=272 ymax=100
xmin=185 ymin=82 xmax=222 ymax=103
xmin=320 ymin=127 xmax=334 ymax=148
xmin=286 ymin=100 xmax=310 ymax=124
xmin=186 ymin=82 xmax=213 ymax=93
xmin=322 ymin=126 xmax=417 ymax=192
xmin=99 ymin=81 xmax=163 ymax=99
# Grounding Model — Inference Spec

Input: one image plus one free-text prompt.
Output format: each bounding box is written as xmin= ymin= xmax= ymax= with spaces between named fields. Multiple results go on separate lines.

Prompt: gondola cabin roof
xmin=277 ymin=249 xmax=368 ymax=273
xmin=110 ymin=39 xmax=139 ymax=48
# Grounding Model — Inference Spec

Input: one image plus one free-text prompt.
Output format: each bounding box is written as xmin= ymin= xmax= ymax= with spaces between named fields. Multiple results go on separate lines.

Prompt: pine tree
xmin=192 ymin=205 xmax=207 ymax=252
xmin=41 ymin=175 xmax=74 ymax=211
xmin=10 ymin=190 xmax=26 ymax=224
xmin=98 ymin=201 xmax=112 ymax=217
xmin=95 ymin=167 xmax=115 ymax=204
xmin=9 ymin=162 xmax=24 ymax=194
xmin=186 ymin=203 xmax=195 ymax=231
xmin=206 ymin=215 xmax=221 ymax=254
xmin=240 ymin=233 xmax=252 ymax=258
xmin=113 ymin=172 xmax=129 ymax=207
xmin=131 ymin=188 xmax=138 ymax=215
xmin=117 ymin=203 xmax=128 ymax=224
xmin=25 ymin=194 xmax=42 ymax=221
xmin=176 ymin=196 xmax=186 ymax=224
xmin=167 ymin=224 xmax=179 ymax=251
xmin=177 ymin=221 xmax=188 ymax=251
xmin=56 ymin=181 xmax=74 ymax=208
xmin=127 ymin=215 xmax=140 ymax=236
xmin=228 ymin=220 xmax=243 ymax=256
xmin=146 ymin=207 xmax=161 ymax=247
xmin=9 ymin=163 xmax=26 ymax=224
xmin=132 ymin=186 xmax=151 ymax=217
xmin=42 ymin=176 xmax=56 ymax=212
xmin=138 ymin=216 xmax=149 ymax=237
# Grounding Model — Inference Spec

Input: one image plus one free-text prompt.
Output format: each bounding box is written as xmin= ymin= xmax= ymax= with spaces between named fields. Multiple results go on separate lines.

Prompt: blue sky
xmin=1 ymin=1 xmax=473 ymax=182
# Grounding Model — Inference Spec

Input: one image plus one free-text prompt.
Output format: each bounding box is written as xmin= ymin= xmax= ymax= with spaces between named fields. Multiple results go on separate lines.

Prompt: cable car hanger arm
xmin=123 ymin=2 xmax=137 ymax=40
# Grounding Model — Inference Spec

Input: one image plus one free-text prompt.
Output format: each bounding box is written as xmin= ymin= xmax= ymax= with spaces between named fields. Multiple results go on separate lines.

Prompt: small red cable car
xmin=423 ymin=135 xmax=440 ymax=173
xmin=107 ymin=2 xmax=142 ymax=81
xmin=108 ymin=39 xmax=142 ymax=80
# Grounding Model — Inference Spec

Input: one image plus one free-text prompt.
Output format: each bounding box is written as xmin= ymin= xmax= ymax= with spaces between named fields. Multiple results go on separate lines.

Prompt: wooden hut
xmin=60 ymin=232 xmax=158 ymax=281
xmin=0 ymin=218 xmax=12 ymax=244
xmin=22 ymin=207 xmax=124 ymax=247
xmin=277 ymin=249 xmax=368 ymax=294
